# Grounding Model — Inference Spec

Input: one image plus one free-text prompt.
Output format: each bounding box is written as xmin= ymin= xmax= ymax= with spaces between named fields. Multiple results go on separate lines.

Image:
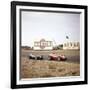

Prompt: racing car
xmin=48 ymin=53 xmax=67 ymax=61
xmin=29 ymin=53 xmax=43 ymax=60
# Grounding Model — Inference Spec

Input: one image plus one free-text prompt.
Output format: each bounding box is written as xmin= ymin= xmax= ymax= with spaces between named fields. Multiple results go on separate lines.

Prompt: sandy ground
xmin=20 ymin=49 xmax=80 ymax=78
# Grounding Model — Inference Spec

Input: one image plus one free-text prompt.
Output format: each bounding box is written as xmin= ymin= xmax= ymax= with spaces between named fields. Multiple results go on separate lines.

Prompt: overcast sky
xmin=21 ymin=11 xmax=80 ymax=47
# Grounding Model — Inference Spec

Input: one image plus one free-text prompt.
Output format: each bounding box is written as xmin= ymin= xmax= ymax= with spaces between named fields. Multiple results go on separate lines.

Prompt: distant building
xmin=33 ymin=39 xmax=53 ymax=50
xmin=63 ymin=42 xmax=80 ymax=50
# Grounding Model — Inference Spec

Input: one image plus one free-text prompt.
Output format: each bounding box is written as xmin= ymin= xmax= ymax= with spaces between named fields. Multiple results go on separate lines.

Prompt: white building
xmin=33 ymin=39 xmax=53 ymax=50
xmin=63 ymin=42 xmax=80 ymax=50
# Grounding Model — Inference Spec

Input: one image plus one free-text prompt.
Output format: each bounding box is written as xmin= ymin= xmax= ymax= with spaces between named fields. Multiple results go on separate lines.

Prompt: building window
xmin=70 ymin=42 xmax=72 ymax=46
xmin=64 ymin=43 xmax=66 ymax=47
xmin=34 ymin=42 xmax=40 ymax=47
xmin=47 ymin=41 xmax=50 ymax=46
xmin=46 ymin=41 xmax=48 ymax=47
xmin=74 ymin=43 xmax=77 ymax=47
xmin=77 ymin=42 xmax=79 ymax=46
xmin=67 ymin=43 xmax=69 ymax=47
xmin=50 ymin=41 xmax=52 ymax=46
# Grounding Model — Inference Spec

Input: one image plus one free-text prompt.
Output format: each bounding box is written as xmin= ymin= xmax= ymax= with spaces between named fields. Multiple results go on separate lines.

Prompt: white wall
xmin=34 ymin=47 xmax=53 ymax=50
xmin=0 ymin=0 xmax=89 ymax=90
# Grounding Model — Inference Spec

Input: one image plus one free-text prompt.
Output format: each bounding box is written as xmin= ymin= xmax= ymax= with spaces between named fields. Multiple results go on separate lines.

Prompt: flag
xmin=66 ymin=36 xmax=69 ymax=39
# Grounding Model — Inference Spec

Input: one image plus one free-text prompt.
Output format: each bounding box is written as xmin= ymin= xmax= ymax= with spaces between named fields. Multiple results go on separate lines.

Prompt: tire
xmin=57 ymin=57 xmax=61 ymax=61
xmin=48 ymin=56 xmax=51 ymax=60
xmin=29 ymin=56 xmax=31 ymax=59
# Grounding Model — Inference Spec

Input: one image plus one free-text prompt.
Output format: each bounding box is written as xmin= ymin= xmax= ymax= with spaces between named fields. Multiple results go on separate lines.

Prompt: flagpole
xmin=66 ymin=36 xmax=69 ymax=49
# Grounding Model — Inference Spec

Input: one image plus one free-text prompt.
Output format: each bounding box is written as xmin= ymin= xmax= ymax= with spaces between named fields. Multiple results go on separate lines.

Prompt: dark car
xmin=29 ymin=54 xmax=43 ymax=60
xmin=36 ymin=55 xmax=43 ymax=60
xmin=48 ymin=53 xmax=67 ymax=61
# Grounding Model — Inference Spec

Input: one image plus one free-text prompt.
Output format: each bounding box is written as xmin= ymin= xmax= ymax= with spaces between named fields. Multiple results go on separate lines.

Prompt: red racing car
xmin=48 ymin=53 xmax=67 ymax=61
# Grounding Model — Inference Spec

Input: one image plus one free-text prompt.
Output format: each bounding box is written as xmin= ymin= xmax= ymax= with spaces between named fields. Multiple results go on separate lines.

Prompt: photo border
xmin=11 ymin=1 xmax=88 ymax=89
